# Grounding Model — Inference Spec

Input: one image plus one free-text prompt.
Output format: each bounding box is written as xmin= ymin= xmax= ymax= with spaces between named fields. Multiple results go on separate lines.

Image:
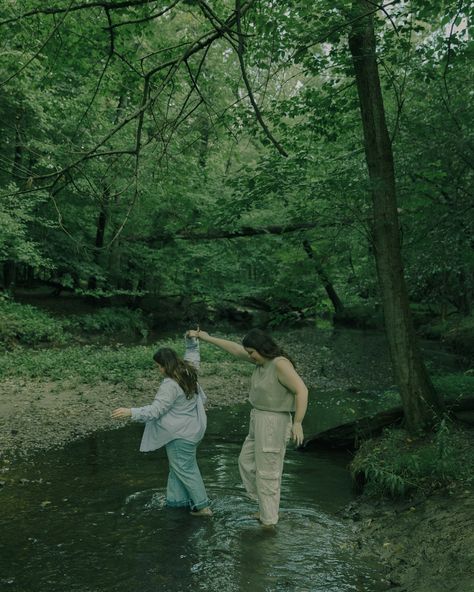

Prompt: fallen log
xmin=301 ymin=407 xmax=403 ymax=450
xmin=301 ymin=395 xmax=474 ymax=450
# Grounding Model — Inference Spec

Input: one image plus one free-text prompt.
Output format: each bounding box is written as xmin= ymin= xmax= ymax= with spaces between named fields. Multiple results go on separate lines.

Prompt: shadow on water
xmin=1 ymin=403 xmax=386 ymax=592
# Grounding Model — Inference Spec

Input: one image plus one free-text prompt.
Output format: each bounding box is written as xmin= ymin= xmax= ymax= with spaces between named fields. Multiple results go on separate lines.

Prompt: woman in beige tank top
xmin=187 ymin=328 xmax=308 ymax=527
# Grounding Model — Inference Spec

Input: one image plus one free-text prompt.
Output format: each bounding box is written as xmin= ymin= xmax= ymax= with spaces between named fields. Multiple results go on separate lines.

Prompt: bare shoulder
xmin=274 ymin=357 xmax=295 ymax=371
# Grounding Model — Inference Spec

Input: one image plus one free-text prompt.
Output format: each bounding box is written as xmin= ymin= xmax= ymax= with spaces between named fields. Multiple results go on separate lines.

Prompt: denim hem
xmin=166 ymin=499 xmax=191 ymax=508
xmin=190 ymin=498 xmax=210 ymax=511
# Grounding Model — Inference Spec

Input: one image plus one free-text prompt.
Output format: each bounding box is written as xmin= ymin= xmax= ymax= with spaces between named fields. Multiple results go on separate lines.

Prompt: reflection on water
xmin=1 ymin=403 xmax=386 ymax=592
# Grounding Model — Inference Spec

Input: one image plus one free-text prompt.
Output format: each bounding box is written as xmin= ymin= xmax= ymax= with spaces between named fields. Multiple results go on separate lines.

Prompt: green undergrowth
xmin=351 ymin=420 xmax=474 ymax=497
xmin=0 ymin=299 xmax=67 ymax=346
xmin=0 ymin=334 xmax=246 ymax=387
xmin=0 ymin=299 xmax=152 ymax=347
xmin=433 ymin=372 xmax=474 ymax=399
xmin=62 ymin=307 xmax=149 ymax=336
xmin=420 ymin=313 xmax=474 ymax=356
xmin=352 ymin=373 xmax=474 ymax=497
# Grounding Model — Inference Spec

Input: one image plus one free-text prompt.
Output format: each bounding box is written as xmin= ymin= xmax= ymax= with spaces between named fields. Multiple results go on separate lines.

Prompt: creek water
xmin=1 ymin=328 xmax=466 ymax=592
xmin=2 ymin=402 xmax=385 ymax=592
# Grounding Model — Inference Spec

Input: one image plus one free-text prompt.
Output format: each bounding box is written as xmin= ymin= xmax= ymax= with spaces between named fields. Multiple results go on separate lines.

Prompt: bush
xmin=433 ymin=373 xmax=474 ymax=399
xmin=63 ymin=307 xmax=149 ymax=336
xmin=351 ymin=421 xmax=474 ymax=497
xmin=0 ymin=298 xmax=66 ymax=346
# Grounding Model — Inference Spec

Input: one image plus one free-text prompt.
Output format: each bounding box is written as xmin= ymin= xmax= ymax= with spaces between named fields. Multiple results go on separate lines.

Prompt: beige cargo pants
xmin=238 ymin=408 xmax=292 ymax=526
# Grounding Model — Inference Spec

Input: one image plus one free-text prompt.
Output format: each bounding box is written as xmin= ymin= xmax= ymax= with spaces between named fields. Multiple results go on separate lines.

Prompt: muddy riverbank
xmin=344 ymin=484 xmax=474 ymax=592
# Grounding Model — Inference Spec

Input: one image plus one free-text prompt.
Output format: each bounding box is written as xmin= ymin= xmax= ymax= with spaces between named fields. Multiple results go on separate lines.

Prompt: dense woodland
xmin=0 ymin=1 xmax=473 ymax=431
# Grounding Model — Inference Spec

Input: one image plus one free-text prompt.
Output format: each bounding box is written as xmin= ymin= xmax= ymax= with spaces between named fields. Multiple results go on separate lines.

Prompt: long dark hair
xmin=242 ymin=329 xmax=295 ymax=366
xmin=153 ymin=348 xmax=198 ymax=398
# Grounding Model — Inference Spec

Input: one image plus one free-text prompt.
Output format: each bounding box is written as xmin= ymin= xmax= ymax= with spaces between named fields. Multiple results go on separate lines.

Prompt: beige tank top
xmin=249 ymin=357 xmax=296 ymax=412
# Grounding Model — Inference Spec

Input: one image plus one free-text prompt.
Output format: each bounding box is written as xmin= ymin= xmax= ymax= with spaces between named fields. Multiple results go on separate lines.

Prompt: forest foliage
xmin=0 ymin=0 xmax=472 ymax=322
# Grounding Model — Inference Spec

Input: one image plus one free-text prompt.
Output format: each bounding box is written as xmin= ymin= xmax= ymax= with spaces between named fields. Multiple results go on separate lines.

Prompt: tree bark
xmin=302 ymin=239 xmax=345 ymax=314
xmin=88 ymin=193 xmax=109 ymax=291
xmin=3 ymin=109 xmax=25 ymax=293
xmin=348 ymin=0 xmax=443 ymax=432
xmin=89 ymin=94 xmax=128 ymax=291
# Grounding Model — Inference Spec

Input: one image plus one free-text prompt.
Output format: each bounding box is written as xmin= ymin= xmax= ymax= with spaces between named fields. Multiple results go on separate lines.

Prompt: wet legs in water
xmin=165 ymin=439 xmax=212 ymax=515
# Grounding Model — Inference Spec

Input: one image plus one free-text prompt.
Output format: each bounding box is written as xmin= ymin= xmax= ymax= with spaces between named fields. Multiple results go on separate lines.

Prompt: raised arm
xmin=187 ymin=329 xmax=253 ymax=362
xmin=184 ymin=332 xmax=201 ymax=370
xmin=274 ymin=358 xmax=308 ymax=446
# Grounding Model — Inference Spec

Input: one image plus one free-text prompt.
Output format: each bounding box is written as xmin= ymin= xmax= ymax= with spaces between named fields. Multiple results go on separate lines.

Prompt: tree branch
xmin=109 ymin=0 xmax=181 ymax=29
xmin=27 ymin=1 xmax=256 ymax=184
xmin=0 ymin=0 xmax=171 ymax=26
xmin=233 ymin=0 xmax=288 ymax=157
xmin=1 ymin=0 xmax=77 ymax=87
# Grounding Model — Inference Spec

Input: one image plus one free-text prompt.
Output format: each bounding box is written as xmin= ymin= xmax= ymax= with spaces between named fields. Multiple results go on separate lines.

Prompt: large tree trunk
xmin=348 ymin=0 xmax=443 ymax=432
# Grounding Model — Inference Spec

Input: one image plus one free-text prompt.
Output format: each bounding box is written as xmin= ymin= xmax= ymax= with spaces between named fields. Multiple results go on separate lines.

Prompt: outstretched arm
xmin=187 ymin=329 xmax=253 ymax=362
xmin=112 ymin=381 xmax=178 ymax=422
xmin=275 ymin=358 xmax=308 ymax=446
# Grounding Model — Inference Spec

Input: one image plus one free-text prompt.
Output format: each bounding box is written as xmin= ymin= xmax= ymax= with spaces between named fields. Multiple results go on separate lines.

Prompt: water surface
xmin=1 ymin=404 xmax=385 ymax=592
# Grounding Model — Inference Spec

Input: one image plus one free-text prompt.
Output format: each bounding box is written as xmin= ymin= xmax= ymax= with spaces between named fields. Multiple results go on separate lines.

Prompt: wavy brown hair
xmin=153 ymin=348 xmax=198 ymax=398
xmin=242 ymin=329 xmax=295 ymax=367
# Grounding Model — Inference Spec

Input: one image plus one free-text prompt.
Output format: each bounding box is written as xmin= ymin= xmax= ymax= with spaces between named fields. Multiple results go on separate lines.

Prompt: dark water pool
xmin=1 ymin=403 xmax=386 ymax=592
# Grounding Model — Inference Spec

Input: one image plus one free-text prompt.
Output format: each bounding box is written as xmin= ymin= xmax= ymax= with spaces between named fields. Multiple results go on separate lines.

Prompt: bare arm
xmin=187 ymin=329 xmax=253 ymax=362
xmin=275 ymin=358 xmax=308 ymax=445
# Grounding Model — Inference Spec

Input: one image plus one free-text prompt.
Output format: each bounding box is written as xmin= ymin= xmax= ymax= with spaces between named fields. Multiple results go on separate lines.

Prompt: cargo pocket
xmin=261 ymin=414 xmax=283 ymax=452
xmin=260 ymin=416 xmax=283 ymax=482
xmin=256 ymin=468 xmax=280 ymax=496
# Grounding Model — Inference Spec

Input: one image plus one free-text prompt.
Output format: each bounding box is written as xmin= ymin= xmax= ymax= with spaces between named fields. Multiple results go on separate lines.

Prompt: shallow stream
xmin=1 ymin=402 xmax=386 ymax=592
xmin=1 ymin=328 xmax=467 ymax=592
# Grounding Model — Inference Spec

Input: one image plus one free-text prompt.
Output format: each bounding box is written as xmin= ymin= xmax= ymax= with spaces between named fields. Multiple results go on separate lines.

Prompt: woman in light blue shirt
xmin=112 ymin=345 xmax=211 ymax=516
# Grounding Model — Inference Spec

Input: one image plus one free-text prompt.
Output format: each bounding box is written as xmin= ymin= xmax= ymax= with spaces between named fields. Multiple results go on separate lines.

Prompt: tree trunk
xmin=198 ymin=114 xmax=210 ymax=169
xmin=348 ymin=0 xmax=443 ymax=432
xmin=4 ymin=109 xmax=25 ymax=294
xmin=88 ymin=95 xmax=128 ymax=292
xmin=88 ymin=197 xmax=108 ymax=291
xmin=107 ymin=94 xmax=129 ymax=291
xmin=302 ymin=239 xmax=345 ymax=314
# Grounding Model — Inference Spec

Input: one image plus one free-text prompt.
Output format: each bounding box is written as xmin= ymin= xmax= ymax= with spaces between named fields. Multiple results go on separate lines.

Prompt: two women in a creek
xmin=112 ymin=328 xmax=308 ymax=527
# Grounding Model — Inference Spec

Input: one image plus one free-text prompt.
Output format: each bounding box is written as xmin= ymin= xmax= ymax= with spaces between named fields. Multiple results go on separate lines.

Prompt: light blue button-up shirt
xmin=131 ymin=378 xmax=207 ymax=452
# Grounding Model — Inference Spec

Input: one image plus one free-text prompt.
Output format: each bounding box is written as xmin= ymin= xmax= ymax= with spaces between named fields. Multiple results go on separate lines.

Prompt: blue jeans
xmin=165 ymin=439 xmax=209 ymax=511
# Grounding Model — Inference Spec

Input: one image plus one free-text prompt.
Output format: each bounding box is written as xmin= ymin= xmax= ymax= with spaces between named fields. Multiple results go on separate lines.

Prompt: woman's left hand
xmin=291 ymin=422 xmax=304 ymax=446
xmin=111 ymin=407 xmax=132 ymax=419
